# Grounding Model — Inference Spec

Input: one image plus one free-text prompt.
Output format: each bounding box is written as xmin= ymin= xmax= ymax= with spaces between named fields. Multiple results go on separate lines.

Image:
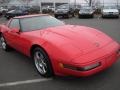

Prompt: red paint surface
xmin=0 ymin=14 xmax=119 ymax=77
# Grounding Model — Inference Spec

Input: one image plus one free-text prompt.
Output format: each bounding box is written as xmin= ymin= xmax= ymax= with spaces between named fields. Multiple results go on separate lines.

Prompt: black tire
xmin=65 ymin=14 xmax=70 ymax=18
xmin=32 ymin=47 xmax=53 ymax=77
xmin=6 ymin=16 xmax=10 ymax=20
xmin=116 ymin=16 xmax=119 ymax=18
xmin=78 ymin=14 xmax=81 ymax=18
xmin=72 ymin=13 xmax=75 ymax=17
xmin=54 ymin=15 xmax=58 ymax=18
xmin=0 ymin=34 xmax=11 ymax=51
xmin=102 ymin=15 xmax=105 ymax=18
xmin=91 ymin=14 xmax=94 ymax=18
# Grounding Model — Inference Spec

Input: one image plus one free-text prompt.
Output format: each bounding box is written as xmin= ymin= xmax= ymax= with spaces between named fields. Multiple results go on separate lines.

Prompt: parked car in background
xmin=54 ymin=4 xmax=74 ymax=18
xmin=5 ymin=9 xmax=28 ymax=19
xmin=117 ymin=5 xmax=120 ymax=14
xmin=101 ymin=6 xmax=119 ymax=18
xmin=0 ymin=7 xmax=8 ymax=15
xmin=42 ymin=6 xmax=54 ymax=14
xmin=78 ymin=6 xmax=95 ymax=18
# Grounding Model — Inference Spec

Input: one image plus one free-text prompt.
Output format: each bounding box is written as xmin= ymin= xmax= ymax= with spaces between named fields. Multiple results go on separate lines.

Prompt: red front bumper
xmin=56 ymin=51 xmax=119 ymax=77
xmin=53 ymin=41 xmax=120 ymax=77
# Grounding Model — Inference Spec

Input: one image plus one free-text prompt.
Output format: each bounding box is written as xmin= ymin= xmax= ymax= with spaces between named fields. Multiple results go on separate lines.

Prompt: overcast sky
xmin=70 ymin=0 xmax=120 ymax=3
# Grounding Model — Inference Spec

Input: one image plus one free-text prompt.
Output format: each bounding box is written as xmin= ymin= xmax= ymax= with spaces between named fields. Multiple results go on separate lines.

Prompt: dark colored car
xmin=78 ymin=6 xmax=95 ymax=18
xmin=5 ymin=9 xmax=28 ymax=19
xmin=54 ymin=4 xmax=74 ymax=18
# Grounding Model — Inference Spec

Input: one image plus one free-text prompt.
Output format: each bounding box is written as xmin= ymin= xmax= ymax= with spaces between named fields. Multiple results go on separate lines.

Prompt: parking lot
xmin=0 ymin=16 xmax=120 ymax=90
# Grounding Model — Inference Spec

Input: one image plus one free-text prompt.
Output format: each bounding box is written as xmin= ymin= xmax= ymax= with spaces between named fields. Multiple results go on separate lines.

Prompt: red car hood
xmin=44 ymin=25 xmax=112 ymax=53
xmin=25 ymin=25 xmax=113 ymax=59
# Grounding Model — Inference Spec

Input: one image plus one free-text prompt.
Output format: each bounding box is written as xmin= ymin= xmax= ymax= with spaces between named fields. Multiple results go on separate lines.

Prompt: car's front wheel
xmin=54 ymin=15 xmax=58 ymax=18
xmin=116 ymin=15 xmax=119 ymax=18
xmin=33 ymin=47 xmax=53 ymax=77
xmin=0 ymin=34 xmax=11 ymax=51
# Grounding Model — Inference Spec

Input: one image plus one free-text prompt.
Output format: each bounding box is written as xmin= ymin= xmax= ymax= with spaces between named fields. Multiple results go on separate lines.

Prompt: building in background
xmin=0 ymin=0 xmax=120 ymax=10
xmin=29 ymin=0 xmax=70 ymax=11
xmin=0 ymin=0 xmax=70 ymax=12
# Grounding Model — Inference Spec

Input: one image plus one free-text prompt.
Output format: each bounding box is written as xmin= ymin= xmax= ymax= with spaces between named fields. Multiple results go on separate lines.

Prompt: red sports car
xmin=0 ymin=14 xmax=120 ymax=77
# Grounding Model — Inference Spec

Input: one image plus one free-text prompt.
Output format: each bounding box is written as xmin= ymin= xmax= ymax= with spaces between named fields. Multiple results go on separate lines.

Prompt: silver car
xmin=102 ymin=6 xmax=119 ymax=18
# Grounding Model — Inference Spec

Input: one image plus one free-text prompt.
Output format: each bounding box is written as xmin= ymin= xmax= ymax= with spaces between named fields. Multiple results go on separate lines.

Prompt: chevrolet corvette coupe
xmin=0 ymin=14 xmax=120 ymax=77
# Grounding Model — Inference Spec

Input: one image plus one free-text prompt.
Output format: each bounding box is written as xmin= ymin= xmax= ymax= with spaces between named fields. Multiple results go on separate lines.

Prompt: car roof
xmin=13 ymin=14 xmax=49 ymax=19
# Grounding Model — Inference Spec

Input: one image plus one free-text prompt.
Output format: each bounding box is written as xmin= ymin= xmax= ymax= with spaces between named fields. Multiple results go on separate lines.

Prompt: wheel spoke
xmin=42 ymin=66 xmax=46 ymax=73
xmin=34 ymin=51 xmax=47 ymax=75
xmin=0 ymin=37 xmax=6 ymax=49
xmin=36 ymin=52 xmax=41 ymax=60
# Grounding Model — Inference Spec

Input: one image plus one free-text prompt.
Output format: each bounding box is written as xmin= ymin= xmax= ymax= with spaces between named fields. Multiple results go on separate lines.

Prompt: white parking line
xmin=0 ymin=78 xmax=52 ymax=87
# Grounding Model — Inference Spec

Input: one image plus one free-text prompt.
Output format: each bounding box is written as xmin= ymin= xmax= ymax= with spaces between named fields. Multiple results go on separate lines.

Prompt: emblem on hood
xmin=94 ymin=42 xmax=100 ymax=47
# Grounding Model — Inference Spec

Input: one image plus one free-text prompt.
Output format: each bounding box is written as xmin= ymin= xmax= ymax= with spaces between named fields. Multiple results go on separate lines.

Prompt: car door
xmin=4 ymin=19 xmax=20 ymax=48
xmin=5 ymin=18 xmax=31 ymax=55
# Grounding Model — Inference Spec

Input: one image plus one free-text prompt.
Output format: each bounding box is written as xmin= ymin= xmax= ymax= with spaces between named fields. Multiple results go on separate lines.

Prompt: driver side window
xmin=9 ymin=19 xmax=20 ymax=30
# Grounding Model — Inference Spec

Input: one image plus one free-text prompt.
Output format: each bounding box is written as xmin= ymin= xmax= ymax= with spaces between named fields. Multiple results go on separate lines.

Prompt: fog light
xmin=59 ymin=63 xmax=64 ymax=68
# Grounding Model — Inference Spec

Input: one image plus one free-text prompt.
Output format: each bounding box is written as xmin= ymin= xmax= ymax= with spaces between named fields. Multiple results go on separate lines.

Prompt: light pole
xmin=74 ymin=0 xmax=76 ymax=8
xmin=103 ymin=0 xmax=104 ymax=7
xmin=116 ymin=0 xmax=118 ymax=8
xmin=89 ymin=0 xmax=92 ymax=6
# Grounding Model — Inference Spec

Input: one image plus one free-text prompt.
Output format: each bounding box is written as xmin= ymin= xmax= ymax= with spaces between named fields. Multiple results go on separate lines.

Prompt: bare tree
xmin=94 ymin=0 xmax=101 ymax=8
xmin=0 ymin=0 xmax=10 ymax=4
xmin=20 ymin=0 xmax=33 ymax=6
xmin=84 ymin=0 xmax=92 ymax=6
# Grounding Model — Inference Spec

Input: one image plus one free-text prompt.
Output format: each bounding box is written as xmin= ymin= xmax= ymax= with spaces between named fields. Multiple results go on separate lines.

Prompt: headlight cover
xmin=61 ymin=62 xmax=101 ymax=71
xmin=80 ymin=62 xmax=101 ymax=71
xmin=113 ymin=12 xmax=119 ymax=15
xmin=103 ymin=12 xmax=109 ymax=15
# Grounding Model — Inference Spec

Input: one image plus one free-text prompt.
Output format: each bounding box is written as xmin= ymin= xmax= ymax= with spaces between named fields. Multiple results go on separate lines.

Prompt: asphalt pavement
xmin=0 ymin=16 xmax=120 ymax=90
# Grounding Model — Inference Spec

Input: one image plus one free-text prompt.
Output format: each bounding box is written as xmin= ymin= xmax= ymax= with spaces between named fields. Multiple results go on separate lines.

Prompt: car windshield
xmin=8 ymin=10 xmax=15 ymax=13
xmin=20 ymin=15 xmax=65 ymax=32
xmin=81 ymin=7 xmax=92 ymax=10
xmin=57 ymin=4 xmax=69 ymax=9
xmin=104 ymin=6 xmax=117 ymax=9
xmin=15 ymin=10 xmax=23 ymax=13
xmin=80 ymin=7 xmax=92 ymax=12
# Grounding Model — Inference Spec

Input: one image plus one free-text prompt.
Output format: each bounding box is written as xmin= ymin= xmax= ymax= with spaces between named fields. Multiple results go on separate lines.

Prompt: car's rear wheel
xmin=6 ymin=16 xmax=10 ymax=20
xmin=78 ymin=14 xmax=81 ymax=18
xmin=116 ymin=16 xmax=119 ymax=18
xmin=91 ymin=14 xmax=94 ymax=18
xmin=64 ymin=14 xmax=70 ymax=18
xmin=33 ymin=47 xmax=53 ymax=77
xmin=0 ymin=34 xmax=11 ymax=51
xmin=102 ymin=15 xmax=105 ymax=18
